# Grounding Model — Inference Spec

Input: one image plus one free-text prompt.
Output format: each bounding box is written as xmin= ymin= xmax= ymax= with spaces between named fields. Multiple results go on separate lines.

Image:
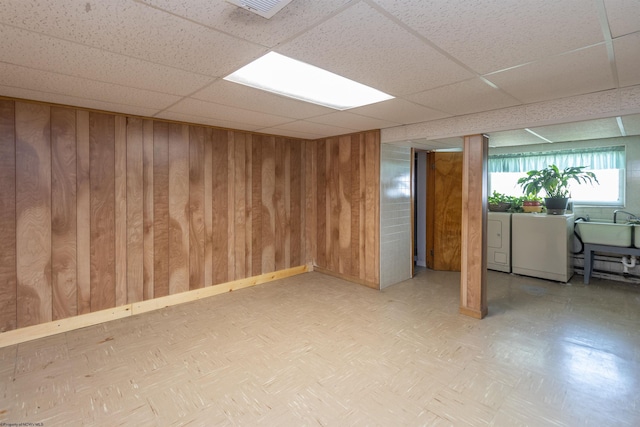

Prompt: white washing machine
xmin=511 ymin=213 xmax=574 ymax=282
xmin=487 ymin=212 xmax=511 ymax=272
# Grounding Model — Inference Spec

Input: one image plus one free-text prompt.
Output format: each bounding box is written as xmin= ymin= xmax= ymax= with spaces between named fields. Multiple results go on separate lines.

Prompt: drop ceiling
xmin=0 ymin=0 xmax=639 ymax=147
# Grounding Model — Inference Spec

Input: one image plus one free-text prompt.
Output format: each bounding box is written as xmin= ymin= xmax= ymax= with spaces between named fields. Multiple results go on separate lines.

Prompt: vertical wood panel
xmin=153 ymin=121 xmax=169 ymax=298
xmin=89 ymin=112 xmax=116 ymax=312
xmin=304 ymin=141 xmax=317 ymax=267
xmin=0 ymin=100 xmax=17 ymax=332
xmin=211 ymin=129 xmax=228 ymax=285
xmin=274 ymin=138 xmax=286 ymax=271
xmin=51 ymin=106 xmax=77 ymax=320
xmin=329 ymin=138 xmax=340 ymax=273
xmin=114 ymin=116 xmax=127 ymax=307
xmin=189 ymin=126 xmax=205 ymax=290
xmin=234 ymin=133 xmax=246 ymax=279
xmin=168 ymin=123 xmax=190 ymax=294
xmin=76 ymin=110 xmax=91 ymax=314
xmin=338 ymin=136 xmax=352 ymax=275
xmin=227 ymin=132 xmax=236 ymax=281
xmin=284 ymin=140 xmax=292 ymax=268
xmin=126 ymin=117 xmax=144 ymax=303
xmin=316 ymin=140 xmax=326 ymax=268
xmin=364 ymin=133 xmax=378 ymax=284
xmin=16 ymin=102 xmax=51 ymax=327
xmin=261 ymin=137 xmax=276 ymax=273
xmin=245 ymin=135 xmax=253 ymax=276
xmin=460 ymin=134 xmax=488 ymax=319
xmin=142 ymin=119 xmax=154 ymax=300
xmin=358 ymin=136 xmax=367 ymax=280
xmin=290 ymin=142 xmax=301 ymax=267
xmin=350 ymin=135 xmax=360 ymax=279
xmin=433 ymin=152 xmax=463 ymax=271
xmin=203 ymin=128 xmax=213 ymax=286
xmin=251 ymin=137 xmax=263 ymax=276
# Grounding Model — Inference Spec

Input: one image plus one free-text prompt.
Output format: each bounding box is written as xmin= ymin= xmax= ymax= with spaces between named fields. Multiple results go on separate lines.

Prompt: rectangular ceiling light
xmin=226 ymin=0 xmax=294 ymax=19
xmin=224 ymin=52 xmax=394 ymax=110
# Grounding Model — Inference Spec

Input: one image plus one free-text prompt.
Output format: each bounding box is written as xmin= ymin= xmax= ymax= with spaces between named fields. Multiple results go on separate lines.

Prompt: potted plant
xmin=517 ymin=165 xmax=598 ymax=215
xmin=521 ymin=194 xmax=544 ymax=213
xmin=488 ymin=191 xmax=512 ymax=212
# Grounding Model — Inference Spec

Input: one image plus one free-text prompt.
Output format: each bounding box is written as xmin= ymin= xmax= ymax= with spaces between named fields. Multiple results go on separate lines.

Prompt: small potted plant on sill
xmin=517 ymin=164 xmax=598 ymax=215
xmin=488 ymin=191 xmax=512 ymax=212
xmin=521 ymin=194 xmax=544 ymax=213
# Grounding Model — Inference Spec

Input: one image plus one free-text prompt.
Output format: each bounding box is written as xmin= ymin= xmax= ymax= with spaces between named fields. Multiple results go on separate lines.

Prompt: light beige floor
xmin=1 ymin=269 xmax=639 ymax=426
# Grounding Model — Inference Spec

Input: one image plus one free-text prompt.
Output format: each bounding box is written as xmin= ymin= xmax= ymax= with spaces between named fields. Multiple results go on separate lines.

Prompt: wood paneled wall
xmin=0 ymin=98 xmax=382 ymax=332
xmin=311 ymin=131 xmax=380 ymax=288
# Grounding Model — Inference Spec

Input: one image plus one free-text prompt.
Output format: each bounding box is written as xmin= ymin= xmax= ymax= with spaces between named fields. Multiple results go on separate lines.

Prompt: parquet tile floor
xmin=1 ymin=269 xmax=639 ymax=426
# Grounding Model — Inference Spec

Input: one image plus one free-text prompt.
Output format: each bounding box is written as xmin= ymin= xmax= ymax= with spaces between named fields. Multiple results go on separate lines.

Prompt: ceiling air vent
xmin=226 ymin=0 xmax=294 ymax=19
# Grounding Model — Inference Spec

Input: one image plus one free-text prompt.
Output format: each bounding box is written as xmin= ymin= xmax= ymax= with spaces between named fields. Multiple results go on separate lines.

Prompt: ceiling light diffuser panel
xmin=224 ymin=52 xmax=394 ymax=110
xmin=226 ymin=0 xmax=294 ymax=19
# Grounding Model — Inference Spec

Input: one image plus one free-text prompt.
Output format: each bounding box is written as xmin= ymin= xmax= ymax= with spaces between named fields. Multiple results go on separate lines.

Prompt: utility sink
xmin=575 ymin=219 xmax=634 ymax=247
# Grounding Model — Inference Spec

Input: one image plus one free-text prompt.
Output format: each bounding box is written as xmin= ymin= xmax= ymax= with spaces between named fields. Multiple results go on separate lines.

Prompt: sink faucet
xmin=613 ymin=210 xmax=639 ymax=224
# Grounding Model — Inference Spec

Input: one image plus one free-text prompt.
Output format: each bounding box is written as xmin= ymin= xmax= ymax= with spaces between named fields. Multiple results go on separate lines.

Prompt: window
xmin=488 ymin=146 xmax=625 ymax=206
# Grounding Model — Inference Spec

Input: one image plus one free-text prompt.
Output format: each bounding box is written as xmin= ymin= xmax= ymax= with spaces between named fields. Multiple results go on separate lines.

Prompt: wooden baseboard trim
xmin=313 ymin=266 xmax=380 ymax=290
xmin=0 ymin=265 xmax=309 ymax=349
xmin=459 ymin=306 xmax=488 ymax=319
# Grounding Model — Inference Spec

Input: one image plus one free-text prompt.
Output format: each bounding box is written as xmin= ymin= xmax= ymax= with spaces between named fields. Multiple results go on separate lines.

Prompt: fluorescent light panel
xmin=224 ymin=52 xmax=394 ymax=110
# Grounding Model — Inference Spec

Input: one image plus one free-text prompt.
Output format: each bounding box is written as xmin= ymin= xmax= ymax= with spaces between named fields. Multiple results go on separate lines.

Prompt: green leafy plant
xmin=517 ymin=165 xmax=598 ymax=199
xmin=488 ymin=191 xmax=510 ymax=205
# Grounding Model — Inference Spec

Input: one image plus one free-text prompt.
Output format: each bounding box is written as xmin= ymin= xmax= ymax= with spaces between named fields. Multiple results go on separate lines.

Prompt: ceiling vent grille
xmin=226 ymin=0 xmax=294 ymax=19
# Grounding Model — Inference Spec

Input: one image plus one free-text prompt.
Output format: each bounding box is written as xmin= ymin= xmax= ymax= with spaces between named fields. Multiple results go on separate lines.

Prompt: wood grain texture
xmin=189 ymin=126 xmax=205 ymax=290
xmin=211 ymin=129 xmax=228 ymax=285
xmin=350 ymin=135 xmax=360 ymax=279
xmin=338 ymin=136 xmax=352 ymax=276
xmin=304 ymin=140 xmax=317 ymax=267
xmin=16 ymin=102 xmax=52 ymax=327
xmin=290 ymin=142 xmax=302 ymax=267
xmin=2 ymin=98 xmax=363 ymax=331
xmin=460 ymin=134 xmax=488 ymax=318
xmin=203 ymin=128 xmax=213 ymax=286
xmin=142 ymin=119 xmax=154 ymax=300
xmin=114 ymin=116 xmax=127 ymax=307
xmin=316 ymin=140 xmax=326 ymax=268
xmin=126 ymin=117 xmax=144 ymax=303
xmin=261 ymin=136 xmax=276 ymax=273
xmin=168 ymin=123 xmax=190 ymax=295
xmin=244 ymin=134 xmax=253 ymax=277
xmin=433 ymin=152 xmax=463 ymax=271
xmin=364 ymin=131 xmax=379 ymax=285
xmin=89 ymin=112 xmax=116 ymax=312
xmin=251 ymin=137 xmax=263 ymax=277
xmin=51 ymin=106 xmax=77 ymax=320
xmin=0 ymin=100 xmax=17 ymax=332
xmin=153 ymin=121 xmax=170 ymax=298
xmin=233 ymin=133 xmax=246 ymax=280
xmin=76 ymin=110 xmax=91 ymax=314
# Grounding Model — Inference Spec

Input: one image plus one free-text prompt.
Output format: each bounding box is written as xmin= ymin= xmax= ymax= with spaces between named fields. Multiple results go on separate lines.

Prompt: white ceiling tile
xmin=621 ymin=114 xmax=640 ymax=136
xmin=268 ymin=120 xmax=354 ymax=138
xmin=165 ymin=98 xmax=294 ymax=128
xmin=192 ymin=79 xmax=333 ymax=119
xmin=486 ymin=45 xmax=615 ymax=104
xmin=154 ymin=111 xmax=261 ymax=132
xmin=529 ymin=118 xmax=623 ymax=142
xmin=0 ymin=0 xmax=264 ymax=76
xmin=278 ymin=1 xmax=473 ymax=95
xmin=0 ymin=24 xmax=214 ymax=96
xmin=139 ymin=0 xmax=352 ymax=48
xmin=488 ymin=129 xmax=547 ymax=147
xmin=614 ymin=33 xmax=640 ymax=88
xmin=0 ymin=85 xmax=160 ymax=118
xmin=349 ymin=99 xmax=450 ymax=125
xmin=604 ymin=0 xmax=640 ymax=37
xmin=373 ymin=0 xmax=604 ymax=74
xmin=0 ymin=63 xmax=181 ymax=109
xmin=407 ymin=78 xmax=521 ymax=115
xmin=308 ymin=112 xmax=399 ymax=131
